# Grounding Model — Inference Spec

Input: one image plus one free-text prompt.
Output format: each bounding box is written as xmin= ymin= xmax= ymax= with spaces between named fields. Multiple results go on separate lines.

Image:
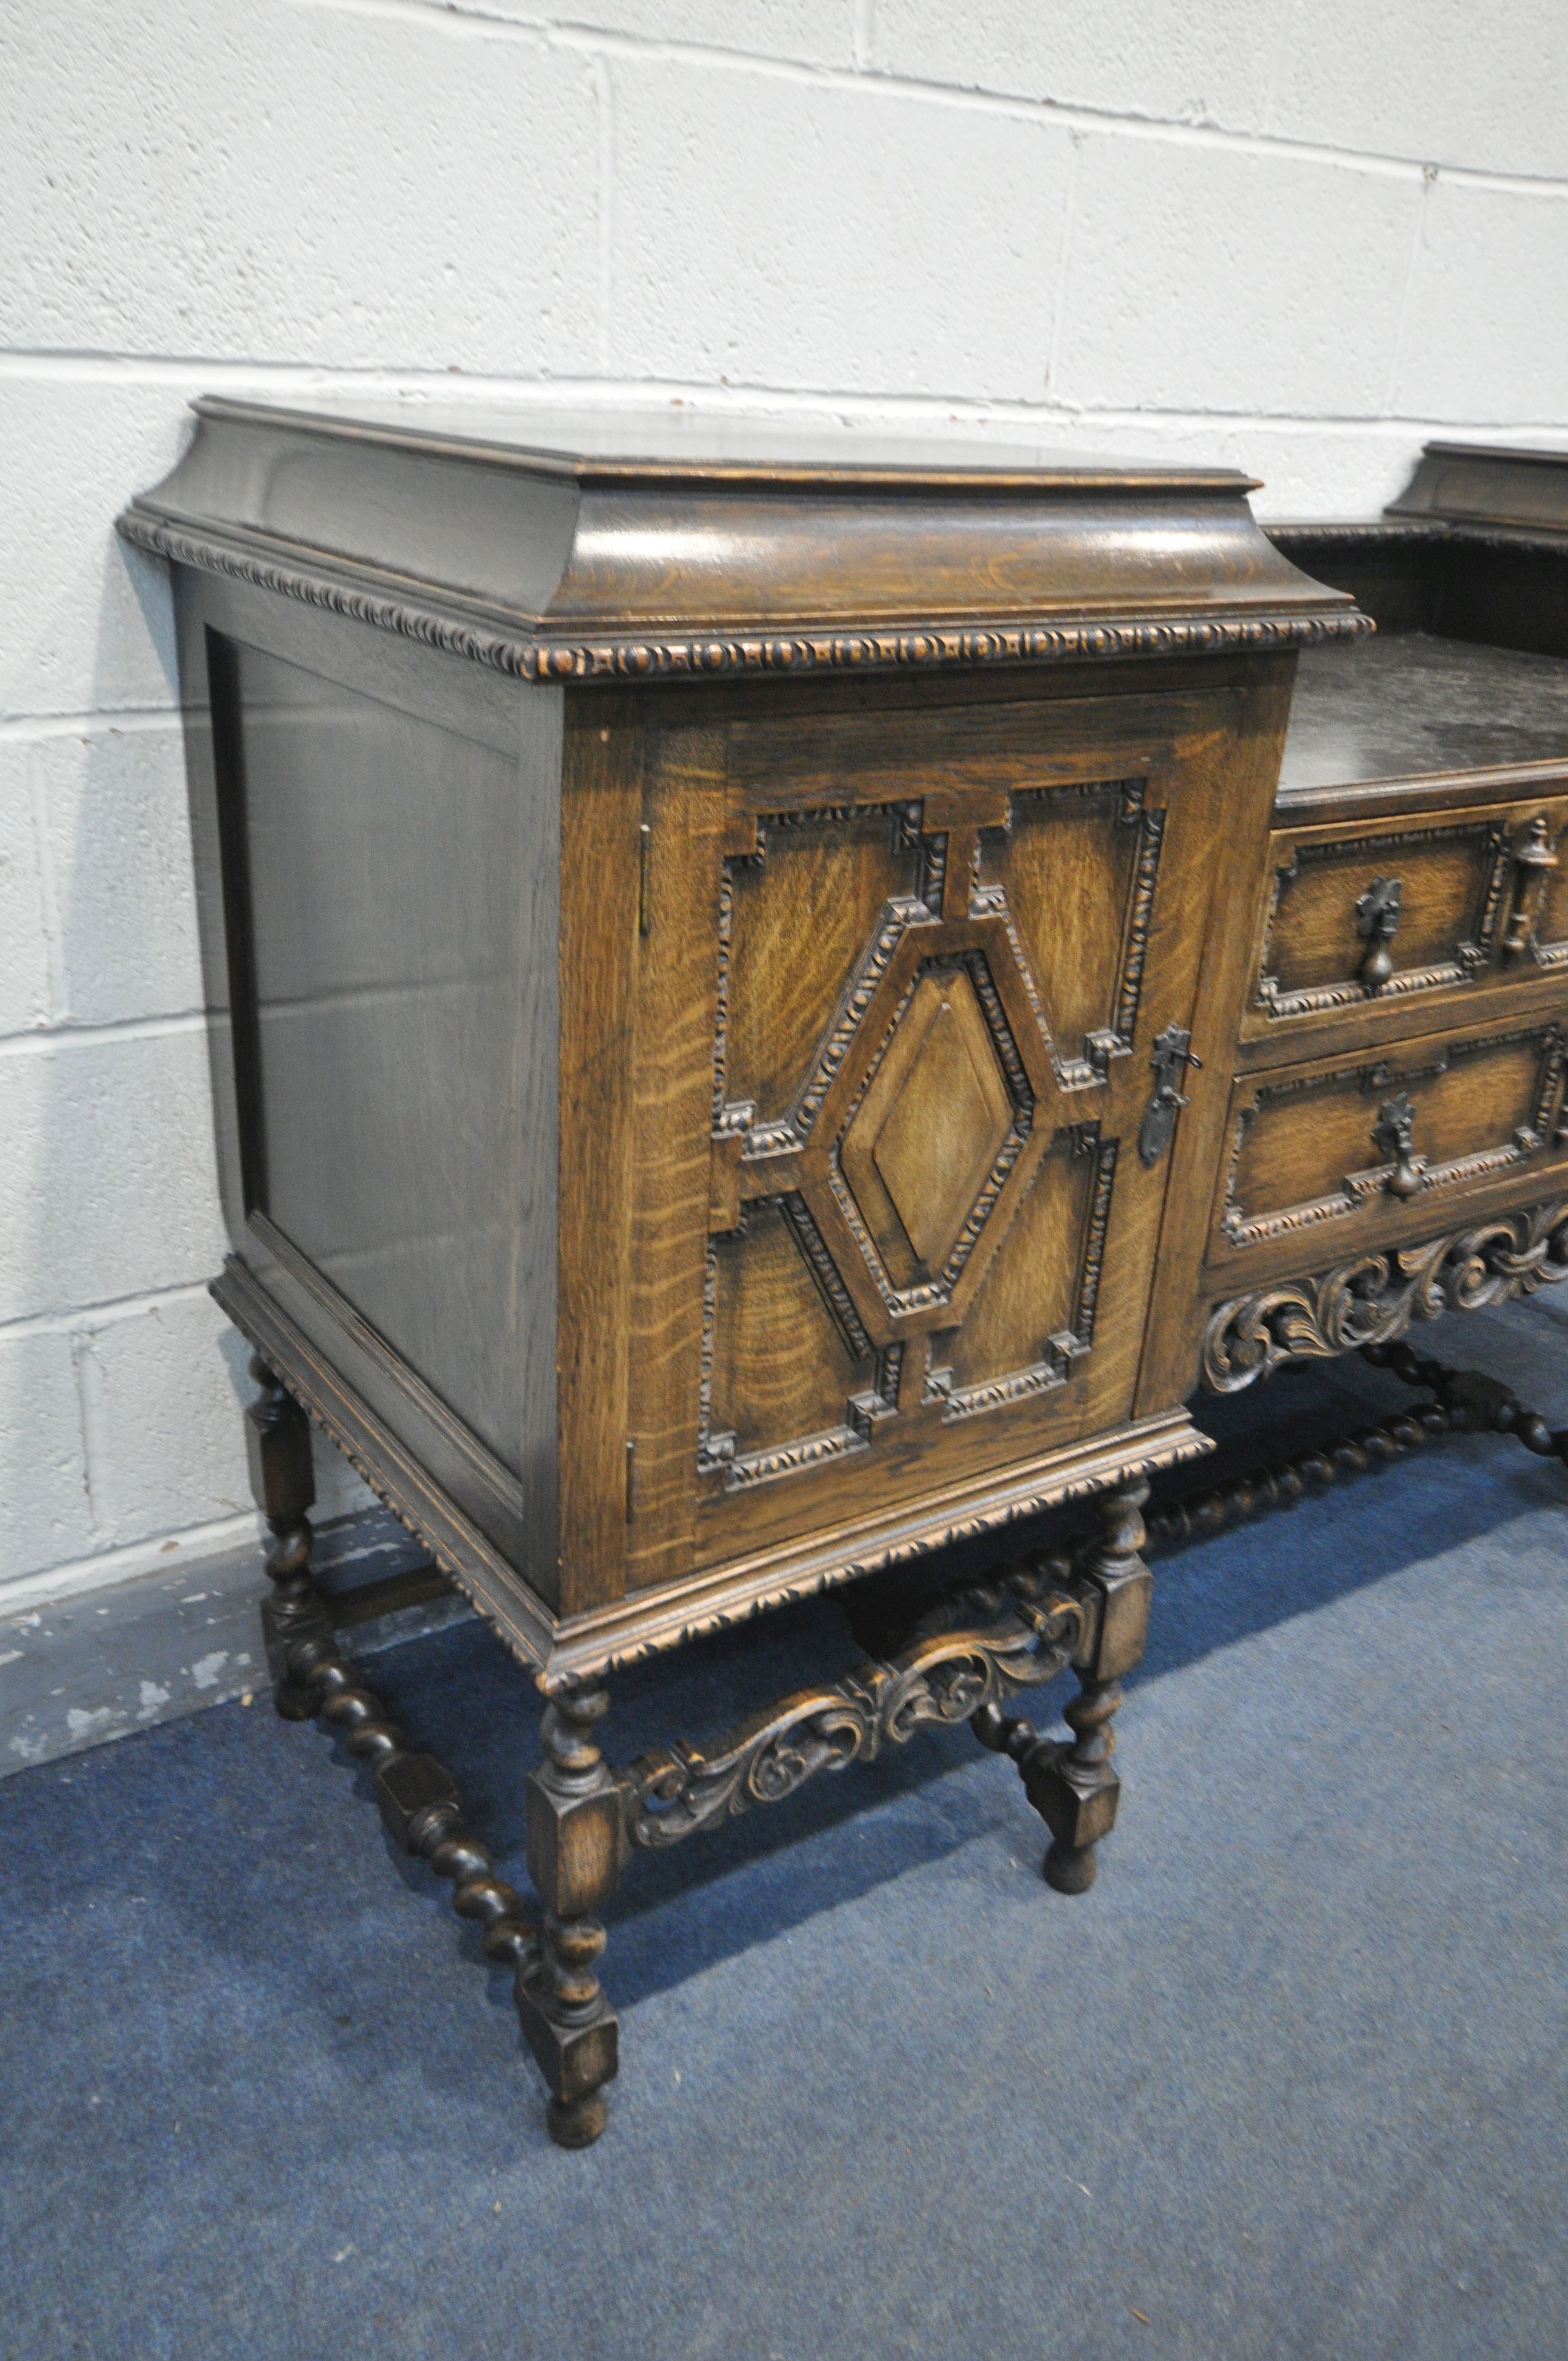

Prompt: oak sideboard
xmin=120 ymin=414 xmax=1568 ymax=2145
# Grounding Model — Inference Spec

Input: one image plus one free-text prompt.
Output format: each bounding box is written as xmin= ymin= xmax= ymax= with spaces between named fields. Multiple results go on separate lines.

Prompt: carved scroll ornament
xmin=1201 ymin=1199 xmax=1568 ymax=1392
xmin=622 ymin=1577 xmax=1087 ymax=1848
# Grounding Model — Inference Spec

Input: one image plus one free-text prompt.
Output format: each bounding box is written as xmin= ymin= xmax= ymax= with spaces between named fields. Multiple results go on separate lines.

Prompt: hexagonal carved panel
xmin=695 ymin=776 xmax=1183 ymax=1493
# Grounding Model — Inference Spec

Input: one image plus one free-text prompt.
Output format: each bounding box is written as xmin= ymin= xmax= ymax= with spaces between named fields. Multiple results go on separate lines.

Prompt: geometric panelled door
xmin=699 ymin=769 xmax=1185 ymax=1514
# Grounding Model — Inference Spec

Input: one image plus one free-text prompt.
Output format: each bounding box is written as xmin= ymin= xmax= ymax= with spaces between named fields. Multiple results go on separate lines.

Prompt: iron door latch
xmin=1138 ymin=1024 xmax=1202 ymax=1168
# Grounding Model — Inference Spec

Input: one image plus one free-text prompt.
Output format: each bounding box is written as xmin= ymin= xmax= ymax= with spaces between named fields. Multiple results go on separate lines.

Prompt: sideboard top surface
xmin=117 ymin=395 xmax=1366 ymax=688
xmin=178 ymin=394 xmax=1261 ymax=491
xmin=1387 ymin=439 xmax=1568 ymax=538
xmin=1268 ymin=439 xmax=1568 ymax=799
xmin=1279 ymin=631 xmax=1568 ymax=796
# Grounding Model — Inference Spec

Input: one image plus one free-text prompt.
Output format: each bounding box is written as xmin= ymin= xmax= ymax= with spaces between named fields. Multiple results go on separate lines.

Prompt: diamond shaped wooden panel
xmin=843 ymin=970 xmax=1015 ymax=1281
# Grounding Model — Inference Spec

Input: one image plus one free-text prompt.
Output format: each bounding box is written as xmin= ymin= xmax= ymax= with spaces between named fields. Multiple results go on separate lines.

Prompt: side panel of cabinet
xmin=178 ymin=570 xmax=563 ymax=1601
xmin=613 ymin=683 xmax=1256 ymax=1598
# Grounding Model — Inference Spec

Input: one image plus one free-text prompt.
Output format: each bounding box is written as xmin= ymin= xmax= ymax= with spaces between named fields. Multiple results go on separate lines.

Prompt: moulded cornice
xmin=118 ymin=502 xmax=1373 ymax=686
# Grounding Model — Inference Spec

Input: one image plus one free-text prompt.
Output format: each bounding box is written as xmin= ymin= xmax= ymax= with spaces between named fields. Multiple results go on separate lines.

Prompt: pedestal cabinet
xmin=121 ymin=400 xmax=1380 ymax=2141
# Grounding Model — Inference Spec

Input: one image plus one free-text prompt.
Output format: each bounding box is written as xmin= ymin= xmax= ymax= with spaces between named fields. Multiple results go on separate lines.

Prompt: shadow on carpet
xmin=56 ymin=1310 xmax=1562 ymax=2011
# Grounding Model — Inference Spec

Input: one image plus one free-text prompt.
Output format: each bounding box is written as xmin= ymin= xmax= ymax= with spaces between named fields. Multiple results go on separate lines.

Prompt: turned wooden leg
xmin=246 ymin=1354 xmax=328 ymax=1720
xmin=516 ymin=1683 xmax=625 ymax=2149
xmin=976 ymin=1476 xmax=1152 ymax=1894
xmin=1037 ymin=1475 xmax=1151 ymax=1892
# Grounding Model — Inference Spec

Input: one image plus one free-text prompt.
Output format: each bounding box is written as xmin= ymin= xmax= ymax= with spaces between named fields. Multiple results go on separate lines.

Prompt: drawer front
xmin=1532 ymin=831 xmax=1568 ymax=969
xmin=1244 ymin=796 xmax=1568 ymax=1043
xmin=1210 ymin=1014 xmax=1568 ymax=1263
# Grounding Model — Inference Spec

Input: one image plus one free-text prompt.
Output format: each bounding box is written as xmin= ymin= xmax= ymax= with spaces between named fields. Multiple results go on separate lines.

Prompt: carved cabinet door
xmin=619 ymin=687 xmax=1238 ymax=1592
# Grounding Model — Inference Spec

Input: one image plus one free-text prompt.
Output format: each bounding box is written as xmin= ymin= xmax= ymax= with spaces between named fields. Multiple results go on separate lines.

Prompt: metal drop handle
xmin=1371 ymin=1091 xmax=1422 ymax=1198
xmin=1356 ymin=874 xmax=1403 ymax=991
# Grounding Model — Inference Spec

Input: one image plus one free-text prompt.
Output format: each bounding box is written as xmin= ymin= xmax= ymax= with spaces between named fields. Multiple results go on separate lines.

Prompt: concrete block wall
xmin=3 ymin=0 xmax=1566 ymax=1608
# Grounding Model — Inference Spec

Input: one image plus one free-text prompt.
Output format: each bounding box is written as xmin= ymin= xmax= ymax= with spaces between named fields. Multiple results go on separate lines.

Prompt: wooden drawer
xmin=1243 ymin=792 xmax=1568 ymax=1049
xmin=1208 ymin=1009 xmax=1568 ymax=1266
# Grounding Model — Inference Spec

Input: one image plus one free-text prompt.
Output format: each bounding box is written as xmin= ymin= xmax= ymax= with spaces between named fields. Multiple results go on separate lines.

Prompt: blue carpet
xmin=2 ymin=1298 xmax=1566 ymax=2361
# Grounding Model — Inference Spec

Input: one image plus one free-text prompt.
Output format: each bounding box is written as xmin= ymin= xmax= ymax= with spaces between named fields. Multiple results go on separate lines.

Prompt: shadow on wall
xmin=0 ymin=513 xmax=374 ymax=1600
xmin=119 ymin=535 xmax=182 ymax=693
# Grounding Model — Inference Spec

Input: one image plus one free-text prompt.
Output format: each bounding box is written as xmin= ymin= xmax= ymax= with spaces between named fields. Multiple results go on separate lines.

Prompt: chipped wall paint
xmin=1 ymin=1509 xmax=469 ymax=1775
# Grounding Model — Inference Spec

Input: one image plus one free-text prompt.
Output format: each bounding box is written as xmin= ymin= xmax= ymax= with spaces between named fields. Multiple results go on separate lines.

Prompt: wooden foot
xmin=241 ymin=1397 xmax=545 ymax=2107
xmin=1032 ymin=1476 xmax=1151 ymax=1891
xmin=1043 ymin=1833 xmax=1099 ymax=1894
xmin=516 ymin=1685 xmax=625 ymax=2150
xmin=244 ymin=1358 xmax=622 ymax=2147
xmin=547 ymin=2090 xmax=609 ymax=2148
xmin=975 ymin=1476 xmax=1151 ymax=1894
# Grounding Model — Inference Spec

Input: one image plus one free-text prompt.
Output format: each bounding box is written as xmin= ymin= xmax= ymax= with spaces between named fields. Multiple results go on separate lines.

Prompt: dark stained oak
xmin=1387 ymin=440 xmax=1568 ymax=538
xmin=122 ymin=416 xmax=1568 ymax=2146
xmin=120 ymin=395 xmax=1364 ymax=682
xmin=1279 ymin=633 xmax=1568 ymax=793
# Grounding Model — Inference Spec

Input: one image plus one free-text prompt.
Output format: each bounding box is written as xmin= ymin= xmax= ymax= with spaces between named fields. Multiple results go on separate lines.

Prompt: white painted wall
xmin=3 ymin=0 xmax=1567 ymax=1607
